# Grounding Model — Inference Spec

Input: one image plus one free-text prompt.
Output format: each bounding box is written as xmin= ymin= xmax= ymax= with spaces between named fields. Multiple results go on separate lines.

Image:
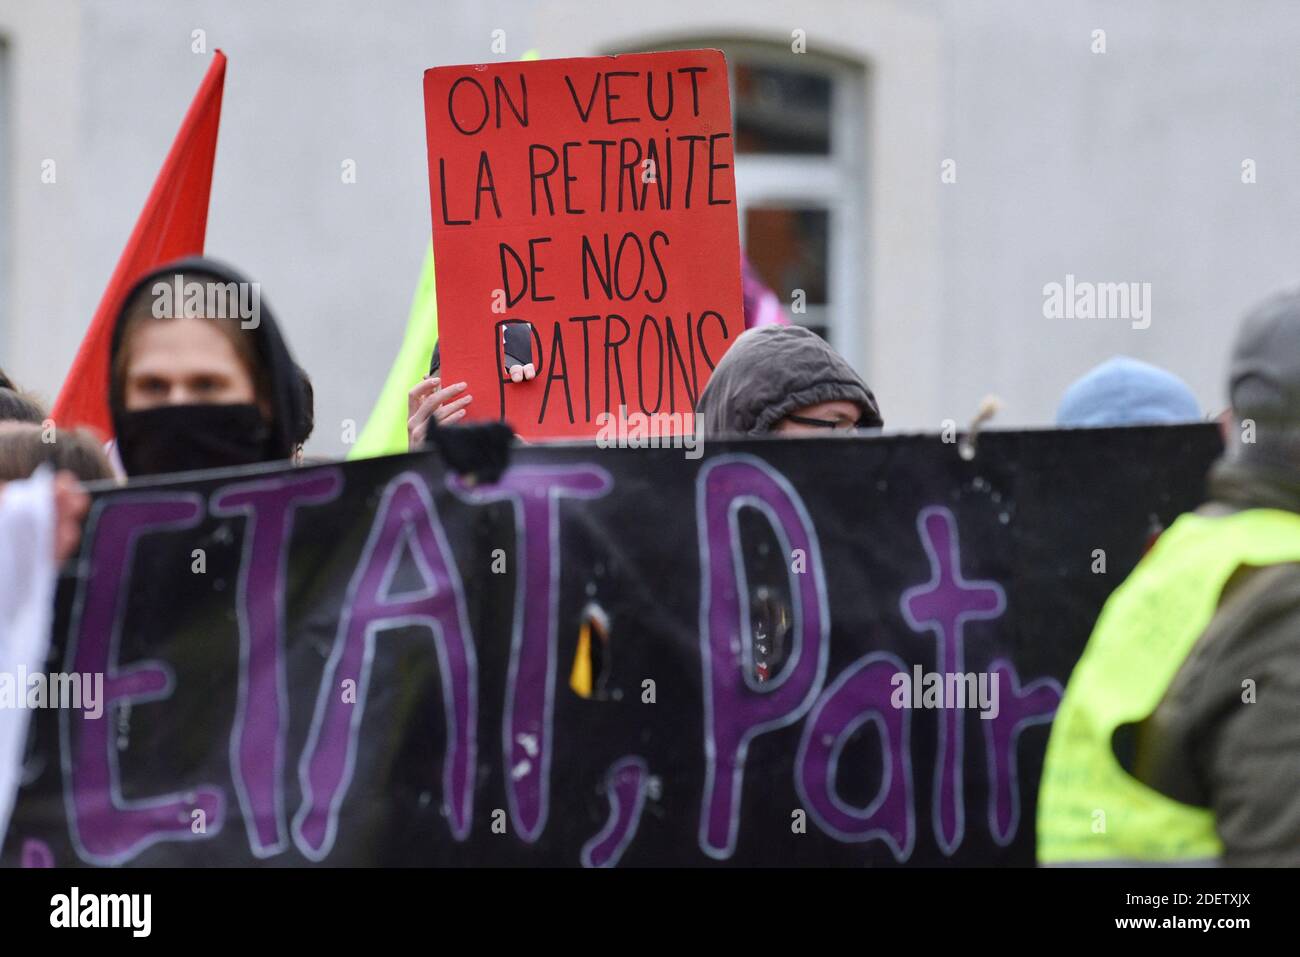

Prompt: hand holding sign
xmin=408 ymin=323 xmax=540 ymax=448
xmin=407 ymin=376 xmax=472 ymax=448
xmin=423 ymin=50 xmax=745 ymax=441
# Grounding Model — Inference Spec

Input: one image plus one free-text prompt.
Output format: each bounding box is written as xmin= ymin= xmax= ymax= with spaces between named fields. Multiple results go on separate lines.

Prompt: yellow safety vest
xmin=1038 ymin=507 xmax=1300 ymax=864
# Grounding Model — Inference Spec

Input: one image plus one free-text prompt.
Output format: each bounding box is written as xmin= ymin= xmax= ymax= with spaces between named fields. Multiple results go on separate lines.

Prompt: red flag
xmin=51 ymin=50 xmax=227 ymax=440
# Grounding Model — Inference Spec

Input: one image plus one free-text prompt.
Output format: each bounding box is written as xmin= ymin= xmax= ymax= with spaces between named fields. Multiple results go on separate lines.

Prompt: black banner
xmin=2 ymin=426 xmax=1222 ymax=866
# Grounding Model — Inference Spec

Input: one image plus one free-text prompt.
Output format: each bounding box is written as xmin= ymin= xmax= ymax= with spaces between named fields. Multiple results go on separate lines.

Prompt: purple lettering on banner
xmin=210 ymin=468 xmax=343 ymax=858
xmin=21 ymin=838 xmax=54 ymax=867
xmin=982 ymin=659 xmax=1061 ymax=846
xmin=292 ymin=471 xmax=477 ymax=860
xmin=580 ymin=756 xmax=650 ymax=868
xmin=62 ymin=494 xmax=224 ymax=865
xmin=795 ymin=652 xmax=915 ymax=860
xmin=697 ymin=454 xmax=829 ymax=860
xmin=900 ymin=506 xmax=1005 ymax=856
xmin=451 ymin=464 xmax=613 ymax=843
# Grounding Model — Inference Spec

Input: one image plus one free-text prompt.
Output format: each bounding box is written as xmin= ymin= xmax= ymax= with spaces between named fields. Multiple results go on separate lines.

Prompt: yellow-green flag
xmin=349 ymin=243 xmax=438 ymax=459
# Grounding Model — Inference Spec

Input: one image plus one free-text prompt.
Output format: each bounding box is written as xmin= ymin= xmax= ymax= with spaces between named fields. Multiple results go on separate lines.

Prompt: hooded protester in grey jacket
xmin=694 ymin=325 xmax=882 ymax=438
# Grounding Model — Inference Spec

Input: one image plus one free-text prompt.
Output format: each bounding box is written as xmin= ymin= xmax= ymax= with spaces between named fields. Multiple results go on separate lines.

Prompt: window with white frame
xmin=614 ymin=40 xmax=867 ymax=356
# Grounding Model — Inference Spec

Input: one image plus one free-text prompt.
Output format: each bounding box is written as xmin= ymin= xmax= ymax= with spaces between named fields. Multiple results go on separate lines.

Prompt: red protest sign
xmin=423 ymin=49 xmax=743 ymax=440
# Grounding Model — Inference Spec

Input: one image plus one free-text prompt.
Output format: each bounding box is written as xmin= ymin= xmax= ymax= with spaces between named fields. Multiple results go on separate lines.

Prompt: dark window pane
xmin=744 ymin=206 xmax=829 ymax=307
xmin=733 ymin=61 xmax=832 ymax=155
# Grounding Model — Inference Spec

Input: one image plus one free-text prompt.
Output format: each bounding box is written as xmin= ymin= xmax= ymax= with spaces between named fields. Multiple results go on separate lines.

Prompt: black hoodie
xmin=109 ymin=256 xmax=306 ymax=467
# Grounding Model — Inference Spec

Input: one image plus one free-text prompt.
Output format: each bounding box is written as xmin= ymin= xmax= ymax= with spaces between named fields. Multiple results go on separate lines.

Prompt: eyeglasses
xmin=783 ymin=413 xmax=860 ymax=432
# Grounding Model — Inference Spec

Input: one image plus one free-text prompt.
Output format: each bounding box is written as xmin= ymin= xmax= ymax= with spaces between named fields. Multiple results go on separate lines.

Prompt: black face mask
xmin=116 ymin=403 xmax=273 ymax=477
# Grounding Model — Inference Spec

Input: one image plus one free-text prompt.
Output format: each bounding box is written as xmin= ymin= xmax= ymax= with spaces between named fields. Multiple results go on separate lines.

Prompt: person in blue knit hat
xmin=1056 ymin=356 xmax=1201 ymax=427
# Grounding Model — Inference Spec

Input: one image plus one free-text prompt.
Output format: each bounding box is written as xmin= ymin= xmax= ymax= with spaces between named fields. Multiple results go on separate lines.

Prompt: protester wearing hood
xmin=1039 ymin=286 xmax=1300 ymax=867
xmin=695 ymin=325 xmax=882 ymax=438
xmin=1056 ymin=355 xmax=1201 ymax=427
xmin=109 ymin=257 xmax=307 ymax=478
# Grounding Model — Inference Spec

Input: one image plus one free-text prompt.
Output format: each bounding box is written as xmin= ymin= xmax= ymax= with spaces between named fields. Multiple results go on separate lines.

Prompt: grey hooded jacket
xmin=695 ymin=325 xmax=882 ymax=437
